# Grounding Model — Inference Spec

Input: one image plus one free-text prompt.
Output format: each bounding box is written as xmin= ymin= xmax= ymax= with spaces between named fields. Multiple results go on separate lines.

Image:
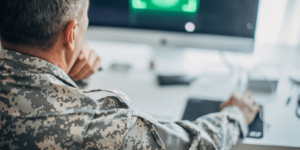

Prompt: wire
xmin=296 ymin=85 xmax=300 ymax=119
xmin=245 ymin=70 xmax=274 ymax=129
xmin=286 ymin=83 xmax=295 ymax=105
xmin=296 ymin=107 xmax=300 ymax=118
xmin=218 ymin=50 xmax=275 ymax=129
xmin=219 ymin=50 xmax=238 ymax=71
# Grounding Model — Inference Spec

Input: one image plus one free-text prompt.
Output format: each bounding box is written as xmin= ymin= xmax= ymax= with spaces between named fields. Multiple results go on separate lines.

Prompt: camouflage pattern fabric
xmin=0 ymin=49 xmax=248 ymax=150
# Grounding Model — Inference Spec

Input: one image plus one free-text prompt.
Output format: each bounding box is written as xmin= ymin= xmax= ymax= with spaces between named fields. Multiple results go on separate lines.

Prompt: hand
xmin=220 ymin=92 xmax=260 ymax=125
xmin=69 ymin=41 xmax=101 ymax=81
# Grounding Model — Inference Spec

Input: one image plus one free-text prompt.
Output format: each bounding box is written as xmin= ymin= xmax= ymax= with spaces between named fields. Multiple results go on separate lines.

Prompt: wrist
xmin=222 ymin=106 xmax=249 ymax=138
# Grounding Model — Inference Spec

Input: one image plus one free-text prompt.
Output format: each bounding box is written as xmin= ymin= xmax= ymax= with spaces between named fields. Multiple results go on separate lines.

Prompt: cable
xmin=192 ymin=50 xmax=279 ymax=129
xmin=245 ymin=70 xmax=274 ymax=129
xmin=296 ymin=85 xmax=300 ymax=119
xmin=296 ymin=106 xmax=300 ymax=118
xmin=218 ymin=50 xmax=275 ymax=129
xmin=219 ymin=50 xmax=238 ymax=71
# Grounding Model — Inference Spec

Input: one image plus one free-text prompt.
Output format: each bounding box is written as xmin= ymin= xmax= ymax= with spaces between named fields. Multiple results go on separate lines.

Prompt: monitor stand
xmin=151 ymin=45 xmax=249 ymax=96
xmin=152 ymin=45 xmax=236 ymax=78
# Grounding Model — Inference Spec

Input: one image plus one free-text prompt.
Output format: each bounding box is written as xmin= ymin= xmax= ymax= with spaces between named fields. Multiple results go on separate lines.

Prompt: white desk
xmin=84 ymin=40 xmax=300 ymax=150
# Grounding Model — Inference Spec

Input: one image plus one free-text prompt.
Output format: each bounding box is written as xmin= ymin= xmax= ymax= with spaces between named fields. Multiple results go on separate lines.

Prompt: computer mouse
xmin=290 ymin=71 xmax=300 ymax=83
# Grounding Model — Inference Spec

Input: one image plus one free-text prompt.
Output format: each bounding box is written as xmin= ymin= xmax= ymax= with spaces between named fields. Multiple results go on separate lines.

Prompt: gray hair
xmin=0 ymin=0 xmax=87 ymax=51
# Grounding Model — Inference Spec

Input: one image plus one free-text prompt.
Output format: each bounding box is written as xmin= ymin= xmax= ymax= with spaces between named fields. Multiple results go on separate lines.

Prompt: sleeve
xmin=123 ymin=106 xmax=248 ymax=150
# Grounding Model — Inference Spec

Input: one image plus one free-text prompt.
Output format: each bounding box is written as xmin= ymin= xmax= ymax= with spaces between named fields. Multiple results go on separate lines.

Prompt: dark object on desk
xmin=182 ymin=99 xmax=264 ymax=139
xmin=286 ymin=97 xmax=292 ymax=105
xmin=247 ymin=79 xmax=278 ymax=92
xmin=110 ymin=63 xmax=131 ymax=72
xmin=73 ymin=68 xmax=102 ymax=89
xmin=296 ymin=93 xmax=300 ymax=118
xmin=157 ymin=75 xmax=195 ymax=86
xmin=75 ymin=79 xmax=89 ymax=89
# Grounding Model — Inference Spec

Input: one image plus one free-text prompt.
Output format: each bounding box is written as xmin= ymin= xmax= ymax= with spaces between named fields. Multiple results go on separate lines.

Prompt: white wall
xmin=256 ymin=0 xmax=300 ymax=47
xmin=255 ymin=0 xmax=288 ymax=45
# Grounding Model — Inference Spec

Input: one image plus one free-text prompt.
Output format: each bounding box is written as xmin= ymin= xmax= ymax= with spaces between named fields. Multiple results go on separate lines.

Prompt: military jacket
xmin=0 ymin=49 xmax=248 ymax=150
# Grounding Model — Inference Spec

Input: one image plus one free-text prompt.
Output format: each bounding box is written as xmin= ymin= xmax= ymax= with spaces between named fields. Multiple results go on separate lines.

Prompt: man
xmin=0 ymin=0 xmax=260 ymax=149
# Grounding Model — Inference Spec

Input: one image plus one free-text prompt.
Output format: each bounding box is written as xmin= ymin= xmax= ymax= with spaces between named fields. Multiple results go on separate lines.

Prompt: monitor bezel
xmin=85 ymin=26 xmax=255 ymax=53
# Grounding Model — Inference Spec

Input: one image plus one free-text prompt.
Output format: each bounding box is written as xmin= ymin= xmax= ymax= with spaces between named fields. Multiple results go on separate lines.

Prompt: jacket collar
xmin=0 ymin=49 xmax=78 ymax=88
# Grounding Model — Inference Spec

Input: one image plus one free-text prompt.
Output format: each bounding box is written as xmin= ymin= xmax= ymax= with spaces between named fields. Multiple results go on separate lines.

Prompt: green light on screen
xmin=151 ymin=0 xmax=180 ymax=8
xmin=132 ymin=0 xmax=147 ymax=9
xmin=131 ymin=0 xmax=199 ymax=13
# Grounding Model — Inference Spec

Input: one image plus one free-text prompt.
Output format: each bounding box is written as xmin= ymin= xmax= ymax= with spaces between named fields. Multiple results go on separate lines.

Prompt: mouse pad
xmin=182 ymin=99 xmax=263 ymax=139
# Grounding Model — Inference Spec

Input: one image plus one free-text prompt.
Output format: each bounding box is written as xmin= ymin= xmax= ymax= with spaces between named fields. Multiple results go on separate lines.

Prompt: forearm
xmin=177 ymin=106 xmax=248 ymax=150
xmin=123 ymin=106 xmax=248 ymax=150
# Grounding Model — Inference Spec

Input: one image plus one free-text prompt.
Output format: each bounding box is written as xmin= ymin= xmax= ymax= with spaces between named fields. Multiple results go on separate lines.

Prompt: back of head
xmin=0 ymin=0 xmax=86 ymax=51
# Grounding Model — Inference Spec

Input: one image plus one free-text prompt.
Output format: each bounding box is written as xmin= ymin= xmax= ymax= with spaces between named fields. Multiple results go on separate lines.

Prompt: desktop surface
xmin=84 ymin=40 xmax=300 ymax=149
xmin=182 ymin=99 xmax=264 ymax=139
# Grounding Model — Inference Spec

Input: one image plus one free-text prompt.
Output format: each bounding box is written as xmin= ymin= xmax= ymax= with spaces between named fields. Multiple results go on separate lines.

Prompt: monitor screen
xmin=88 ymin=0 xmax=259 ymax=38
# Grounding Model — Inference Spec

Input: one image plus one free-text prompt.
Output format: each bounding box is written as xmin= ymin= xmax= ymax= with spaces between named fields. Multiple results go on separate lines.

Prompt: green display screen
xmin=131 ymin=0 xmax=199 ymax=13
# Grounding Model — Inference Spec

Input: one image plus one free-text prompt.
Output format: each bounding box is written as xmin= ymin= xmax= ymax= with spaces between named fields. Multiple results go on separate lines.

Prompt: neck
xmin=1 ymin=40 xmax=70 ymax=73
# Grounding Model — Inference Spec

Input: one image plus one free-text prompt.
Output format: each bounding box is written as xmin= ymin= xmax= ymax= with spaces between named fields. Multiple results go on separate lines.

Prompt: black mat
xmin=182 ymin=99 xmax=263 ymax=138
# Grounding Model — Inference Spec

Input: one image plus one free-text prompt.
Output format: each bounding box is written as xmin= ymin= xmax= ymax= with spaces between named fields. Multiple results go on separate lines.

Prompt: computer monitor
xmin=87 ymin=0 xmax=259 ymax=53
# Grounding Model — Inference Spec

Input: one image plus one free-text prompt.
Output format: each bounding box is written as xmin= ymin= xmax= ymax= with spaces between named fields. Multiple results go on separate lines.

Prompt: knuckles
xmin=91 ymin=68 xmax=96 ymax=74
xmin=73 ymin=47 xmax=101 ymax=80
xmin=86 ymin=64 xmax=93 ymax=70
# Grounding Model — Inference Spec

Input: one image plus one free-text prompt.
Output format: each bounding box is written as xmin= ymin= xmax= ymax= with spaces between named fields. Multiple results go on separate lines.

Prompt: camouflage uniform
xmin=0 ymin=49 xmax=248 ymax=150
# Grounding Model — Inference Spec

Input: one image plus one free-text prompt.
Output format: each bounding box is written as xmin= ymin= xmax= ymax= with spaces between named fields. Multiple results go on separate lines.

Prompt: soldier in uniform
xmin=0 ymin=0 xmax=260 ymax=149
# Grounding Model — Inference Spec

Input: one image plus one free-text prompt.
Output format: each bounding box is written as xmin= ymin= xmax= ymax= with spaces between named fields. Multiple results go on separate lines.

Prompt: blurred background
xmin=1 ymin=0 xmax=299 ymax=149
xmin=82 ymin=0 xmax=300 ymax=149
xmin=1 ymin=0 xmax=300 ymax=48
xmin=256 ymin=0 xmax=300 ymax=47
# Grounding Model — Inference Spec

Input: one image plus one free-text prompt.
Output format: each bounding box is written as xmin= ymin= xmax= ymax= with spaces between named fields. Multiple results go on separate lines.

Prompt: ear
xmin=64 ymin=19 xmax=79 ymax=51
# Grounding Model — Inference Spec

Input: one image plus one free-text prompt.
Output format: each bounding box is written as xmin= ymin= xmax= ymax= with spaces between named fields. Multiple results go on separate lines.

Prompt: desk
xmin=84 ymin=39 xmax=300 ymax=149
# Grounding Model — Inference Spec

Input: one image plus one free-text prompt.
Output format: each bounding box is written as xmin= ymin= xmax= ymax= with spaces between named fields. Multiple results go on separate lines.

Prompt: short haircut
xmin=0 ymin=0 xmax=87 ymax=51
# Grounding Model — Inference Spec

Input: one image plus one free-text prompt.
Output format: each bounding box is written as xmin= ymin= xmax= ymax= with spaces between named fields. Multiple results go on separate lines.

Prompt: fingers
xmin=242 ymin=92 xmax=255 ymax=106
xmin=228 ymin=93 xmax=239 ymax=104
xmin=69 ymin=56 xmax=86 ymax=78
xmin=82 ymin=57 xmax=101 ymax=79
xmin=80 ymin=54 xmax=100 ymax=79
xmin=78 ymin=53 xmax=84 ymax=60
xmin=219 ymin=102 xmax=228 ymax=111
xmin=219 ymin=93 xmax=238 ymax=110
xmin=252 ymin=105 xmax=261 ymax=113
xmin=68 ymin=41 xmax=102 ymax=81
xmin=72 ymin=50 xmax=99 ymax=80
xmin=220 ymin=92 xmax=260 ymax=125
xmin=69 ymin=43 xmax=90 ymax=78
